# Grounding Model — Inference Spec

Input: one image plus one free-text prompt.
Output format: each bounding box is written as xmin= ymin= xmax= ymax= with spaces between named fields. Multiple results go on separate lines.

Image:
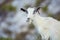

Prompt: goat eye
xmin=20 ymin=8 xmax=28 ymax=13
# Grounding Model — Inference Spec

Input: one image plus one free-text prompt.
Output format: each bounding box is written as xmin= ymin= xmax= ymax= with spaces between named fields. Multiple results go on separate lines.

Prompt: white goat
xmin=20 ymin=7 xmax=60 ymax=40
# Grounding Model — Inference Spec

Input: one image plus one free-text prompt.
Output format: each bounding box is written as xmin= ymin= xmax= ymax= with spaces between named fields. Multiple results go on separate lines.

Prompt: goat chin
xmin=31 ymin=14 xmax=60 ymax=40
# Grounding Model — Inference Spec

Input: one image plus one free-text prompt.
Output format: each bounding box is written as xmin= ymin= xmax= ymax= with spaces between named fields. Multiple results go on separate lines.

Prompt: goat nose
xmin=26 ymin=18 xmax=30 ymax=22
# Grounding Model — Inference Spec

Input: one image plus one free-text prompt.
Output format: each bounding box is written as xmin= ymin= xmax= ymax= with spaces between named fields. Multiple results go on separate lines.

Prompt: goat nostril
xmin=28 ymin=18 xmax=30 ymax=20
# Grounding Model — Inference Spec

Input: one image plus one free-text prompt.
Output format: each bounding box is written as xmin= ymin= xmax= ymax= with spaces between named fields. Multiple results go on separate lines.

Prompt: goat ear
xmin=35 ymin=7 xmax=41 ymax=14
xmin=20 ymin=8 xmax=28 ymax=13
xmin=36 ymin=7 xmax=41 ymax=11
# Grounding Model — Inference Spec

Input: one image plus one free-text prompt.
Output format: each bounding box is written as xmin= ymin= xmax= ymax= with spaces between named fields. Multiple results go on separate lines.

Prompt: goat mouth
xmin=26 ymin=19 xmax=30 ymax=22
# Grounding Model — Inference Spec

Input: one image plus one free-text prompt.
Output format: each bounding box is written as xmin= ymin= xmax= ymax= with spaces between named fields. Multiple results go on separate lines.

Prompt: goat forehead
xmin=27 ymin=8 xmax=35 ymax=14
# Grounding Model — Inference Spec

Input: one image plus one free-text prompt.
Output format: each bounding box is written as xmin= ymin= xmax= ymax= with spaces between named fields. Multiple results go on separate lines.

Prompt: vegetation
xmin=1 ymin=5 xmax=16 ymax=12
xmin=42 ymin=5 xmax=48 ymax=12
xmin=35 ymin=0 xmax=44 ymax=7
xmin=0 ymin=37 xmax=12 ymax=40
xmin=24 ymin=4 xmax=31 ymax=9
xmin=0 ymin=0 xmax=16 ymax=12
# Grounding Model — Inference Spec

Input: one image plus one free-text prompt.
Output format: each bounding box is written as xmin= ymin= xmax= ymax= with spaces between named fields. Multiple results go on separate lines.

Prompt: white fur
xmin=26 ymin=7 xmax=60 ymax=40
